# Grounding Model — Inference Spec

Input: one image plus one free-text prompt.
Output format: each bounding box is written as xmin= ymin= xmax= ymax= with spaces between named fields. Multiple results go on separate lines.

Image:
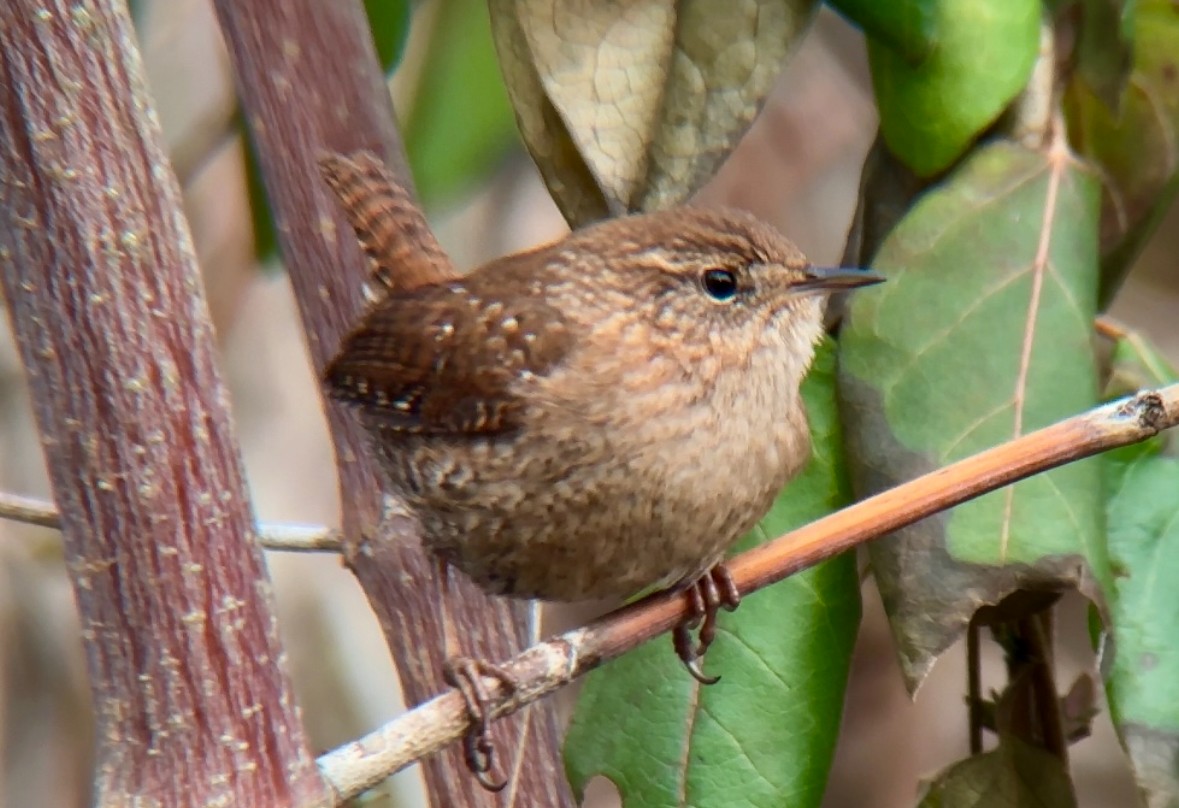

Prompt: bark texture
xmin=0 ymin=2 xmax=327 ymax=805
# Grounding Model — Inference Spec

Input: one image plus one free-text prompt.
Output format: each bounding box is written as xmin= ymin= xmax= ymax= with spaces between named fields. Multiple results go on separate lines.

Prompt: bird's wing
xmin=324 ymin=284 xmax=573 ymax=434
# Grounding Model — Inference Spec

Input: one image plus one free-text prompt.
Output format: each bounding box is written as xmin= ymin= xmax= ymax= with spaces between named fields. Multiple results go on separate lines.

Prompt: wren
xmin=319 ymin=151 xmax=881 ymax=785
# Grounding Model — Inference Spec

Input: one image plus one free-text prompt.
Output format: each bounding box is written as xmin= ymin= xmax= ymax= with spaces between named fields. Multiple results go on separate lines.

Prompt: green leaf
xmin=1064 ymin=0 xmax=1179 ymax=304
xmin=404 ymin=0 xmax=519 ymax=208
xmin=364 ymin=0 xmax=412 ymax=72
xmin=839 ymin=140 xmax=1108 ymax=691
xmin=869 ymin=0 xmax=1040 ymax=177
xmin=564 ymin=341 xmax=860 ymax=808
xmin=828 ymin=0 xmax=937 ymax=63
xmin=1103 ymin=334 xmax=1179 ymax=806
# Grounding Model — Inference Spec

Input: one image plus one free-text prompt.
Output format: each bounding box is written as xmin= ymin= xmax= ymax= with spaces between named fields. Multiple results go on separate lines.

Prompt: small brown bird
xmin=319 ymin=151 xmax=881 ymax=785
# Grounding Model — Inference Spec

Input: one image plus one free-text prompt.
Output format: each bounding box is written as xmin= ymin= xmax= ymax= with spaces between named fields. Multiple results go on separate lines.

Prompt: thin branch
xmin=0 ymin=492 xmax=60 ymax=531
xmin=316 ymin=385 xmax=1179 ymax=803
xmin=968 ymin=620 xmax=984 ymax=755
xmin=0 ymin=492 xmax=344 ymax=552
xmin=259 ymin=523 xmax=346 ymax=552
xmin=1024 ymin=611 xmax=1068 ymax=761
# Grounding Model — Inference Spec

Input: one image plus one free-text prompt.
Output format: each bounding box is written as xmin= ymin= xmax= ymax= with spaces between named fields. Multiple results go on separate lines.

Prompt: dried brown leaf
xmin=490 ymin=0 xmax=818 ymax=223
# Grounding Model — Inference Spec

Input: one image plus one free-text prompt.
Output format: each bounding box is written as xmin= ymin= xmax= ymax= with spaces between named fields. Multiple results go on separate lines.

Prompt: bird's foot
xmin=442 ymin=656 xmax=520 ymax=792
xmin=672 ymin=564 xmax=741 ymax=685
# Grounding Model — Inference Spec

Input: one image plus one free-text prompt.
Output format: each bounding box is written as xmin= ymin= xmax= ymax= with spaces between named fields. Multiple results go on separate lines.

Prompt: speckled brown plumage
xmin=321 ymin=152 xmax=882 ymax=604
xmin=319 ymin=150 xmax=454 ymax=293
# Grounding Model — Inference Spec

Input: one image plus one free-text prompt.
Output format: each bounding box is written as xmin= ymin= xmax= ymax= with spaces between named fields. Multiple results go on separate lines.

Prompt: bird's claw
xmin=672 ymin=564 xmax=741 ymax=684
xmin=442 ymin=656 xmax=519 ymax=792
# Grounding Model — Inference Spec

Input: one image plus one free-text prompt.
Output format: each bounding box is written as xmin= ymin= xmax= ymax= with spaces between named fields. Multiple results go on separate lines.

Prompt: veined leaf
xmin=489 ymin=0 xmax=818 ymax=225
xmin=839 ymin=140 xmax=1108 ymax=691
xmin=1103 ymin=332 xmax=1179 ymax=807
xmin=1064 ymin=0 xmax=1179 ymax=303
xmin=564 ymin=340 xmax=860 ymax=808
xmin=488 ymin=0 xmax=610 ymax=226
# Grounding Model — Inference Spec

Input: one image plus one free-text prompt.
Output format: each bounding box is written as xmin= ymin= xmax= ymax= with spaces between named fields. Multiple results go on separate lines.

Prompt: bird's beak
xmin=795 ymin=266 xmax=886 ymax=293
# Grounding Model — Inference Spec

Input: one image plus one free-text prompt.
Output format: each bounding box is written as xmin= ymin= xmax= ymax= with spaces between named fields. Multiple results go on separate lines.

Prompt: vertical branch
xmin=967 ymin=620 xmax=984 ymax=755
xmin=208 ymin=1 xmax=575 ymax=804
xmin=0 ymin=1 xmax=326 ymax=806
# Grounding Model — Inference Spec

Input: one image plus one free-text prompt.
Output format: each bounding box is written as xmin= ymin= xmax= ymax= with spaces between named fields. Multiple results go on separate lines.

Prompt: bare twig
xmin=0 ymin=492 xmax=344 ymax=552
xmin=0 ymin=492 xmax=60 ymax=531
xmin=256 ymin=523 xmax=345 ymax=552
xmin=316 ymin=385 xmax=1179 ymax=803
xmin=967 ymin=620 xmax=984 ymax=755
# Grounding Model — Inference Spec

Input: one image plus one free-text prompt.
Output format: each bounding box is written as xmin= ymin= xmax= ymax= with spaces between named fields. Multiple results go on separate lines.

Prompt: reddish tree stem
xmin=207 ymin=1 xmax=574 ymax=804
xmin=0 ymin=2 xmax=326 ymax=805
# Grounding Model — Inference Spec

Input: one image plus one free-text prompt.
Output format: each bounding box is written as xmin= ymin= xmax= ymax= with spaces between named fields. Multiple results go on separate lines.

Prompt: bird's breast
xmin=386 ymin=339 xmax=815 ymax=603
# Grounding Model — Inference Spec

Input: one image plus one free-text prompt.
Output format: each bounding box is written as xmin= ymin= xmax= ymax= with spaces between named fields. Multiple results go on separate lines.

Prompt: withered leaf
xmin=489 ymin=0 xmax=818 ymax=224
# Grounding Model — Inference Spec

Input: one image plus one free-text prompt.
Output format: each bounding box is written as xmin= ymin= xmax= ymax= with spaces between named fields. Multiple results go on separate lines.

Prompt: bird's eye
xmin=701 ymin=268 xmax=738 ymax=301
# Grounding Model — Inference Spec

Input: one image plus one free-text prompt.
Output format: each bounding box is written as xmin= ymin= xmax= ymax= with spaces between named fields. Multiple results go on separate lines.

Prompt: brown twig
xmin=0 ymin=1 xmax=327 ymax=804
xmin=317 ymin=385 xmax=1179 ymax=803
xmin=1023 ymin=611 xmax=1068 ymax=760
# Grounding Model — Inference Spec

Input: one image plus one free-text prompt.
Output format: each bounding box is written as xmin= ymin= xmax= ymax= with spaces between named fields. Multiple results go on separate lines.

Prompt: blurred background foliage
xmin=2 ymin=1 xmax=1177 ymax=807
